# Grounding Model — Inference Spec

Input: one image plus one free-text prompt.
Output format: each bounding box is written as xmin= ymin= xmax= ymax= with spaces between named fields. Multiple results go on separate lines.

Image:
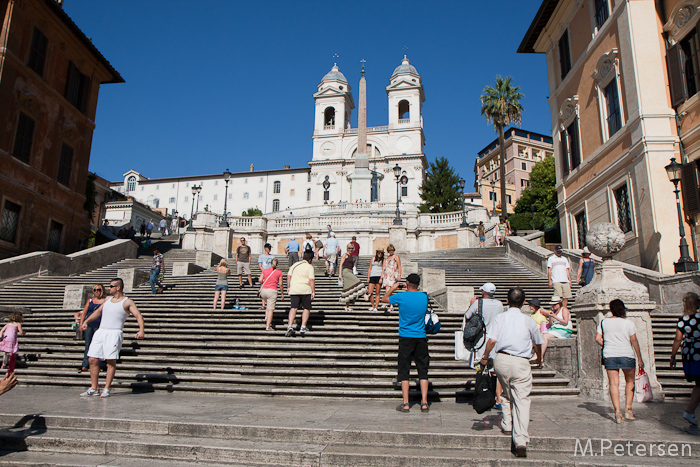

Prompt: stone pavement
xmin=0 ymin=387 xmax=697 ymax=465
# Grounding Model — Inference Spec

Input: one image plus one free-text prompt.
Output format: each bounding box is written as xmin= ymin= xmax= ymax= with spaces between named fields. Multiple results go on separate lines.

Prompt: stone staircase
xmin=0 ymin=244 xmax=585 ymax=399
xmin=651 ymin=313 xmax=693 ymax=398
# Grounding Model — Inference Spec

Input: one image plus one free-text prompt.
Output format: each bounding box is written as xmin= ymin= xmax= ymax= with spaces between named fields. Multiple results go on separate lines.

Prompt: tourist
xmin=365 ymin=250 xmax=384 ymax=311
xmin=285 ymin=252 xmax=315 ymax=337
xmin=326 ymin=224 xmax=333 ymax=237
xmin=0 ymin=312 xmax=25 ymax=373
xmin=146 ymin=218 xmax=154 ymax=239
xmin=139 ymin=222 xmax=146 ymax=239
xmin=76 ymin=284 xmax=107 ymax=373
xmin=384 ymin=273 xmax=430 ymax=413
xmin=380 ymin=244 xmax=402 ymax=312
xmin=285 ymin=237 xmax=301 ymax=266
xmin=323 ymin=232 xmax=340 ymax=277
xmin=0 ymin=372 xmax=17 ymax=397
xmin=527 ymin=298 xmax=548 ymax=334
xmin=596 ymin=299 xmax=645 ymax=424
xmin=79 ymin=278 xmax=145 ymax=398
xmin=504 ymin=218 xmax=511 ymax=237
xmin=302 ymin=234 xmax=315 ymax=260
xmin=170 ymin=216 xmax=178 ymax=235
xmin=547 ymin=245 xmax=572 ymax=308
xmin=159 ymin=218 xmax=167 ymax=236
xmin=213 ymin=259 xmax=230 ymax=310
xmin=259 ymin=258 xmax=284 ymax=331
xmin=338 ymin=243 xmax=368 ymax=312
xmin=576 ymin=246 xmax=595 ymax=286
xmin=236 ymin=237 xmax=253 ymax=288
xmin=477 ymin=221 xmax=486 ymax=248
xmin=539 ymin=296 xmax=572 ymax=361
xmin=479 ymin=287 xmax=543 ymax=458
xmin=314 ymin=236 xmax=324 ymax=260
xmin=258 ymin=243 xmax=274 ymax=271
xmin=350 ymin=236 xmax=360 ymax=274
xmin=493 ymin=223 xmax=501 ymax=246
xmin=670 ymin=292 xmax=700 ymax=426
xmin=464 ymin=283 xmax=504 ymax=409
xmin=149 ymin=246 xmax=165 ymax=294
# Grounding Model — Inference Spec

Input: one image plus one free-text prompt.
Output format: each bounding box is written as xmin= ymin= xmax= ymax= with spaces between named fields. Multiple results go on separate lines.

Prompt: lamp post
xmin=194 ymin=185 xmax=202 ymax=218
xmin=393 ymin=163 xmax=403 ymax=225
xmin=322 ymin=176 xmax=330 ymax=204
xmin=459 ymin=178 xmax=468 ymax=227
xmin=220 ymin=169 xmax=231 ymax=227
xmin=665 ymin=157 xmax=699 ymax=272
xmin=187 ymin=186 xmax=198 ymax=231
xmin=490 ymin=180 xmax=496 ymax=217
xmin=530 ymin=204 xmax=536 ymax=230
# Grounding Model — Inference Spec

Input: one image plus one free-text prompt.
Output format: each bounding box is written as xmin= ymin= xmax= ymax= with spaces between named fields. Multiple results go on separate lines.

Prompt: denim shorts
xmin=214 ymin=284 xmax=228 ymax=291
xmin=603 ymin=356 xmax=636 ymax=370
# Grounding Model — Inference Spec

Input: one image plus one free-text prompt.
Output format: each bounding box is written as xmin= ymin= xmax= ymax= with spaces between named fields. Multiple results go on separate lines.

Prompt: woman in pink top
xmin=259 ymin=258 xmax=284 ymax=331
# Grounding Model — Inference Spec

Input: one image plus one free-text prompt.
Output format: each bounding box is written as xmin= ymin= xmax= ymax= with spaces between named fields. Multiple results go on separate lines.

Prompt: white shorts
xmin=87 ymin=329 xmax=124 ymax=361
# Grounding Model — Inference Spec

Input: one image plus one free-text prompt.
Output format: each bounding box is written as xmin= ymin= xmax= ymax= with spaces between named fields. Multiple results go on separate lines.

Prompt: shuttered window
xmin=28 ymin=27 xmax=48 ymax=77
xmin=575 ymin=211 xmax=587 ymax=249
xmin=614 ymin=184 xmax=633 ymax=233
xmin=559 ymin=31 xmax=572 ymax=80
xmin=682 ymin=162 xmax=700 ymax=216
xmin=13 ymin=112 xmax=35 ymax=164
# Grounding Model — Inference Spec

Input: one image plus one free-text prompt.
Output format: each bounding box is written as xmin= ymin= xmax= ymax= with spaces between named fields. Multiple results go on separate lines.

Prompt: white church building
xmin=111 ymin=56 xmax=428 ymax=219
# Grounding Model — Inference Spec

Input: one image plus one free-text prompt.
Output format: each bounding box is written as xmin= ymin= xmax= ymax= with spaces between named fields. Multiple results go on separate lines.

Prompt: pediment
xmin=386 ymin=79 xmax=421 ymax=90
xmin=313 ymin=87 xmax=349 ymax=98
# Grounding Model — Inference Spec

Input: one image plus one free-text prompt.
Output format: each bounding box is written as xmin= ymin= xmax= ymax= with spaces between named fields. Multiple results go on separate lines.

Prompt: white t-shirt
xmin=547 ymin=255 xmax=570 ymax=283
xmin=596 ymin=317 xmax=637 ymax=359
xmin=487 ymin=308 xmax=544 ymax=359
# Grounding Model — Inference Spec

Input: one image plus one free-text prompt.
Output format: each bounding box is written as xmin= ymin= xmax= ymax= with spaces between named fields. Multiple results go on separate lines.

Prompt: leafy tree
xmin=510 ymin=156 xmax=558 ymax=230
xmin=480 ymin=76 xmax=524 ymax=220
xmin=418 ymin=157 xmax=463 ymax=213
xmin=242 ymin=207 xmax=263 ymax=217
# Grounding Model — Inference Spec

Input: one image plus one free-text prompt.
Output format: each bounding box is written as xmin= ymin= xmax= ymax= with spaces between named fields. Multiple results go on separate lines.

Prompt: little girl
xmin=0 ymin=312 xmax=25 ymax=373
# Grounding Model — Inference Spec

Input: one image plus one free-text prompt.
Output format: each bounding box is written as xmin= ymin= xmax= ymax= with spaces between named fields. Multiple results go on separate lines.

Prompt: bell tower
xmin=386 ymin=55 xmax=424 ymax=128
xmin=313 ymin=64 xmax=354 ymax=136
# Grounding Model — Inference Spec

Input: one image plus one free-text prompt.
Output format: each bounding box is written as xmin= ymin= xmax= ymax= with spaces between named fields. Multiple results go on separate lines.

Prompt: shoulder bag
xmin=257 ymin=270 xmax=273 ymax=298
xmin=424 ymin=293 xmax=441 ymax=335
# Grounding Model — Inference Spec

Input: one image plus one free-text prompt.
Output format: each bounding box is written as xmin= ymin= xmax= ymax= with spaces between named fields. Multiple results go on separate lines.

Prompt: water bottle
xmin=234 ymin=299 xmax=240 ymax=309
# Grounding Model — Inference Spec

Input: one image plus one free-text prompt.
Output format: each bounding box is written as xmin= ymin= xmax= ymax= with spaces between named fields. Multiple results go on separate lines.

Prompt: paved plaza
xmin=0 ymin=386 xmax=697 ymax=465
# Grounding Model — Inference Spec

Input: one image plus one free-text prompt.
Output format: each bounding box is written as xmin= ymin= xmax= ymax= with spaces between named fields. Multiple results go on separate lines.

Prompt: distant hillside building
xmin=0 ymin=0 xmax=123 ymax=259
xmin=474 ymin=128 xmax=553 ymax=214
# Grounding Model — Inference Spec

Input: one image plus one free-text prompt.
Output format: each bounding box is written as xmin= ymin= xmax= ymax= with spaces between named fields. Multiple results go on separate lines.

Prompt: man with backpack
xmin=464 ymin=283 xmax=504 ymax=408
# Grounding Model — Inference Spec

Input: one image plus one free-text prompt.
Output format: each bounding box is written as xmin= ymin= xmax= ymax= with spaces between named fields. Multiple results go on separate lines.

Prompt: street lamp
xmin=459 ymin=178 xmax=468 ymax=227
xmin=393 ymin=163 xmax=403 ymax=225
xmin=530 ymin=204 xmax=536 ymax=230
xmin=220 ymin=169 xmax=231 ymax=227
xmin=490 ymin=180 xmax=496 ymax=217
xmin=194 ymin=185 xmax=202 ymax=218
xmin=322 ymin=176 xmax=330 ymax=204
xmin=187 ymin=185 xmax=198 ymax=231
xmin=665 ymin=157 xmax=698 ymax=272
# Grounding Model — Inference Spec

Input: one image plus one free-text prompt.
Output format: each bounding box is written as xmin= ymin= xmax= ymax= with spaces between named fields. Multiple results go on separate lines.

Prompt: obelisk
xmin=349 ymin=59 xmax=372 ymax=202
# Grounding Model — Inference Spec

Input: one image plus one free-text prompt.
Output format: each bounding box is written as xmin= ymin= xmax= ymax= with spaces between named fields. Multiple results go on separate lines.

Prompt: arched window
xmin=306 ymin=188 xmax=311 ymax=201
xmin=272 ymin=199 xmax=280 ymax=212
xmin=126 ymin=176 xmax=136 ymax=192
xmin=371 ymin=175 xmax=380 ymax=202
xmin=273 ymin=181 xmax=281 ymax=193
xmin=324 ymin=107 xmax=335 ymax=129
xmin=398 ymin=100 xmax=410 ymax=123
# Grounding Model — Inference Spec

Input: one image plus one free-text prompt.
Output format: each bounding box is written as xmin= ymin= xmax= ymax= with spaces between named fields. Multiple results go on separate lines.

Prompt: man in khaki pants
xmin=479 ymin=287 xmax=543 ymax=458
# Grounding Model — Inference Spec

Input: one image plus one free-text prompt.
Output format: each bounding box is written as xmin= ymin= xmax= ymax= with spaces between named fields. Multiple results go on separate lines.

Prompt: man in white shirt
xmin=480 ymin=287 xmax=543 ymax=459
xmin=547 ymin=245 xmax=572 ymax=308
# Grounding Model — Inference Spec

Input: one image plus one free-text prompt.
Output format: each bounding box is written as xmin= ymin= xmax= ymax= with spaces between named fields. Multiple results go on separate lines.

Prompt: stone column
xmin=213 ymin=227 xmax=232 ymax=260
xmin=117 ymin=268 xmax=150 ymax=293
xmin=389 ymin=226 xmax=407 ymax=253
xmin=63 ymin=285 xmax=92 ymax=309
xmin=420 ymin=268 xmax=445 ymax=294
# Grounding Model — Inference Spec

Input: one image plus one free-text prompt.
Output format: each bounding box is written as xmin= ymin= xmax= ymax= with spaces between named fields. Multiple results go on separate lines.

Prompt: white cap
xmin=330 ymin=231 xmax=335 ymax=237
xmin=479 ymin=283 xmax=496 ymax=294
xmin=550 ymin=295 xmax=563 ymax=305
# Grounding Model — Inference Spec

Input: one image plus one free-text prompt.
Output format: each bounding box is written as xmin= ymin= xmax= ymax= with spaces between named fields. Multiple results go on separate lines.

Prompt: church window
xmin=185 ymin=196 xmax=189 ymax=202
xmin=307 ymin=188 xmax=311 ymax=201
xmin=273 ymin=181 xmax=281 ymax=193
xmin=272 ymin=199 xmax=280 ymax=212
xmin=244 ymin=178 xmax=248 ymax=184
xmin=260 ymin=177 xmax=263 ymax=183
xmin=324 ymin=107 xmax=335 ymax=129
xmin=398 ymin=100 xmax=410 ymax=123
xmin=307 ymin=173 xmax=312 ymax=182
xmin=172 ymin=183 xmax=175 ymax=188
xmin=243 ymin=192 xmax=249 ymax=199
xmin=213 ymin=194 xmax=218 ymax=201
xmin=371 ymin=176 xmax=379 ymax=202
xmin=215 ymin=181 xmax=218 ymax=186
xmin=401 ymin=186 xmax=408 ymax=197
xmin=323 ymin=190 xmax=330 ymax=202
xmin=169 ymin=197 xmax=175 ymax=203
xmin=127 ymin=176 xmax=136 ymax=192
xmin=141 ymin=186 xmax=144 ymax=191
xmin=156 ymin=185 xmax=159 ymax=190
xmin=258 ymin=191 xmax=263 ymax=198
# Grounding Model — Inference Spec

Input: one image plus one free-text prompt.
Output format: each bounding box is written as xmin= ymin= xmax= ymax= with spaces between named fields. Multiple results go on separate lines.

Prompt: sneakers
xmin=683 ymin=411 xmax=698 ymax=426
xmin=100 ymin=389 xmax=111 ymax=398
xmin=299 ymin=326 xmax=308 ymax=335
xmin=285 ymin=326 xmax=295 ymax=337
xmin=80 ymin=388 xmax=100 ymax=397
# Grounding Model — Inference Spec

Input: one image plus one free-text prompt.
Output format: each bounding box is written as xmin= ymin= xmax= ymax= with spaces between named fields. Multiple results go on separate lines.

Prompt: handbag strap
xmin=260 ymin=269 xmax=275 ymax=289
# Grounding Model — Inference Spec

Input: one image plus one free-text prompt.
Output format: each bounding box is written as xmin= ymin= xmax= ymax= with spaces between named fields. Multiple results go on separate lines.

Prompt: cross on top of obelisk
xmin=332 ymin=53 xmax=339 ymax=65
xmin=360 ymin=59 xmax=366 ymax=77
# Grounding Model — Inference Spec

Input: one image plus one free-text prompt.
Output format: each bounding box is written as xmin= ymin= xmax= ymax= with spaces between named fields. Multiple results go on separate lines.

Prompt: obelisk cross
xmin=360 ymin=59 xmax=366 ymax=77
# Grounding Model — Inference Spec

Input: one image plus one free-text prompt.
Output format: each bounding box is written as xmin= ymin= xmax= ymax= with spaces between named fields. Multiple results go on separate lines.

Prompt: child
xmin=0 ymin=312 xmax=25 ymax=373
xmin=527 ymin=298 xmax=549 ymax=334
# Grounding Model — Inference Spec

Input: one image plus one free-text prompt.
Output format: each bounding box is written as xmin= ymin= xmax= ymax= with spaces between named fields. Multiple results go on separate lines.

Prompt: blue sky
xmin=64 ymin=0 xmax=550 ymax=189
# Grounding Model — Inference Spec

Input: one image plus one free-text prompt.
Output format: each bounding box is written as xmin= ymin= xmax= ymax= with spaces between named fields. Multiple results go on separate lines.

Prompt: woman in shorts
xmin=213 ymin=259 xmax=230 ymax=309
xmin=259 ymin=259 xmax=283 ymax=330
xmin=365 ymin=250 xmax=384 ymax=311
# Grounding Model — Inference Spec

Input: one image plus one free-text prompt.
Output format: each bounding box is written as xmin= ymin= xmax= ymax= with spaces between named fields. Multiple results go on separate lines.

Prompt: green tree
xmin=242 ymin=207 xmax=263 ymax=217
xmin=418 ymin=157 xmax=463 ymax=213
xmin=480 ymin=76 xmax=524 ymax=220
xmin=509 ymin=156 xmax=558 ymax=230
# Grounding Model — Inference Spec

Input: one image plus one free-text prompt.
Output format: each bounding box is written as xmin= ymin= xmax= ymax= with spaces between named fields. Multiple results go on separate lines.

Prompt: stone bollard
xmin=118 ymin=268 xmax=150 ymax=293
xmin=403 ymin=261 xmax=419 ymax=276
xmin=432 ymin=286 xmax=474 ymax=313
xmin=195 ymin=251 xmax=222 ymax=269
xmin=172 ymin=262 xmax=205 ymax=276
xmin=63 ymin=285 xmax=92 ymax=309
xmin=421 ymin=268 xmax=445 ymax=294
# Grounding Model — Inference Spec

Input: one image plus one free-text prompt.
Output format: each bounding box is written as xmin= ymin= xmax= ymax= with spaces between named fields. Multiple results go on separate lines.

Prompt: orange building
xmin=0 ymin=0 xmax=123 ymax=259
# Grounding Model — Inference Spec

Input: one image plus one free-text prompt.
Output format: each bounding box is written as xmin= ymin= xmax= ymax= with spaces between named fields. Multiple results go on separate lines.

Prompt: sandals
xmin=614 ymin=412 xmax=624 ymax=424
xmin=77 ymin=367 xmax=88 ymax=374
xmin=625 ymin=409 xmax=635 ymax=420
xmin=396 ymin=403 xmax=410 ymax=413
xmin=420 ymin=402 xmax=429 ymax=413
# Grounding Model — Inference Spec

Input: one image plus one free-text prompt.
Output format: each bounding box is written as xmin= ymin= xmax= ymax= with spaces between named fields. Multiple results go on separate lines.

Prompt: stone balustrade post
xmin=117 ymin=268 xmax=150 ymax=293
xmin=63 ymin=285 xmax=92 ymax=309
xmin=420 ymin=268 xmax=445 ymax=294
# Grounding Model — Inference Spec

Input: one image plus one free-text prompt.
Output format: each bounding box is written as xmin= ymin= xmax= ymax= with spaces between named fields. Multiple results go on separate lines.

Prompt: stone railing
xmin=343 ymin=126 xmax=388 ymax=135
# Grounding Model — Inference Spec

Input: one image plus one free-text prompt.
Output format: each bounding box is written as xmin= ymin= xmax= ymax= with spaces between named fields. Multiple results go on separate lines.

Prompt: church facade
xmin=111 ymin=57 xmax=428 ymax=222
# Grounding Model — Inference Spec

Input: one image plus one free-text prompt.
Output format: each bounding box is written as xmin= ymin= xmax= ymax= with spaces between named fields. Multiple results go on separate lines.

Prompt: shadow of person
xmin=471 ymin=413 xmax=502 ymax=431
xmin=0 ymin=414 xmax=48 ymax=456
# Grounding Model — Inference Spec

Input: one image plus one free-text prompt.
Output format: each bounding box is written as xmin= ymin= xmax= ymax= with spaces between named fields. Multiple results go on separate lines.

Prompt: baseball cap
xmin=555 ymin=245 xmax=563 ymax=251
xmin=406 ymin=273 xmax=421 ymax=285
xmin=527 ymin=297 xmax=541 ymax=308
xmin=330 ymin=231 xmax=336 ymax=237
xmin=479 ymin=283 xmax=496 ymax=294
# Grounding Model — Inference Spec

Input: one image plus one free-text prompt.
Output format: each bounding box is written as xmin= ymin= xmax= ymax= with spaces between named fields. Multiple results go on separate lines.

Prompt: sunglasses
xmin=108 ymin=285 xmax=118 ymax=288
xmin=93 ymin=288 xmax=102 ymax=292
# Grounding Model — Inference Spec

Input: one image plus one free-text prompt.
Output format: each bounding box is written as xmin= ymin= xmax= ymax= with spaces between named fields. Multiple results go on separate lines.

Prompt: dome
xmin=391 ymin=55 xmax=419 ymax=78
xmin=321 ymin=63 xmax=348 ymax=84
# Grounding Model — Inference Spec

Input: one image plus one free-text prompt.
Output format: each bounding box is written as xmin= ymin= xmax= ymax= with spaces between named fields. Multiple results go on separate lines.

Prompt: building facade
xmin=0 ymin=0 xmax=122 ymax=259
xmin=519 ymin=0 xmax=692 ymax=273
xmin=111 ymin=57 xmax=428 ymax=219
xmin=474 ymin=128 xmax=554 ymax=214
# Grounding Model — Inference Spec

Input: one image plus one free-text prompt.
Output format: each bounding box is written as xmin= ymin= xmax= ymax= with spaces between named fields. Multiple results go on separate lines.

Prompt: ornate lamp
xmin=393 ymin=163 xmax=402 ymax=225
xmin=220 ymin=169 xmax=232 ymax=227
xmin=665 ymin=157 xmax=698 ymax=272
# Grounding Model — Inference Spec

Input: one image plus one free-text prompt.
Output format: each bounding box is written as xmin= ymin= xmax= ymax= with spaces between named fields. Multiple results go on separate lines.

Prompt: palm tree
xmin=480 ymin=76 xmax=524 ymax=221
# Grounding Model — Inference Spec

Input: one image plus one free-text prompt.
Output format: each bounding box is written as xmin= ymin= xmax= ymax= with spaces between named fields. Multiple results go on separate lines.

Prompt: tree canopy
xmin=509 ymin=156 xmax=558 ymax=230
xmin=418 ymin=157 xmax=463 ymax=213
xmin=242 ymin=207 xmax=263 ymax=217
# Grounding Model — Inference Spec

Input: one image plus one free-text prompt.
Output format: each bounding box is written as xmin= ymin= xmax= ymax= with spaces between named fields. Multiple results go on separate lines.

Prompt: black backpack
xmin=304 ymin=242 xmax=314 ymax=254
xmin=472 ymin=366 xmax=497 ymax=414
xmin=463 ymin=298 xmax=486 ymax=352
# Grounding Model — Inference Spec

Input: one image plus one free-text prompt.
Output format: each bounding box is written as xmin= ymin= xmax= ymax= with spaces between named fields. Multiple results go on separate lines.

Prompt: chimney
xmin=284 ymin=165 xmax=290 ymax=169
xmin=250 ymin=164 xmax=254 ymax=172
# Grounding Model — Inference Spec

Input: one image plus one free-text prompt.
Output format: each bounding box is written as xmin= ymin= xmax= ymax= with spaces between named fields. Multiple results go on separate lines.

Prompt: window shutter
xmin=682 ymin=162 xmax=700 ymax=216
xmin=667 ymin=43 xmax=687 ymax=108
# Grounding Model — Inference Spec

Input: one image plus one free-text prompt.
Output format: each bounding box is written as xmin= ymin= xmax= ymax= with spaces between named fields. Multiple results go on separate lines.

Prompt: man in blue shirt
xmin=383 ymin=273 xmax=430 ymax=413
xmin=285 ymin=238 xmax=301 ymax=266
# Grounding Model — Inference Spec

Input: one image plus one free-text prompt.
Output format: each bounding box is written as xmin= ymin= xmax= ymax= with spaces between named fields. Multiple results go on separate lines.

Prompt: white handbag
xmin=455 ymin=316 xmax=471 ymax=361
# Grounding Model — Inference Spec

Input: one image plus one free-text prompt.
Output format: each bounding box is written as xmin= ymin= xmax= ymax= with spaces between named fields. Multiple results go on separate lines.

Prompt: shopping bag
xmin=473 ymin=366 xmax=497 ymax=414
xmin=634 ymin=368 xmax=653 ymax=403
xmin=455 ymin=330 xmax=471 ymax=361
